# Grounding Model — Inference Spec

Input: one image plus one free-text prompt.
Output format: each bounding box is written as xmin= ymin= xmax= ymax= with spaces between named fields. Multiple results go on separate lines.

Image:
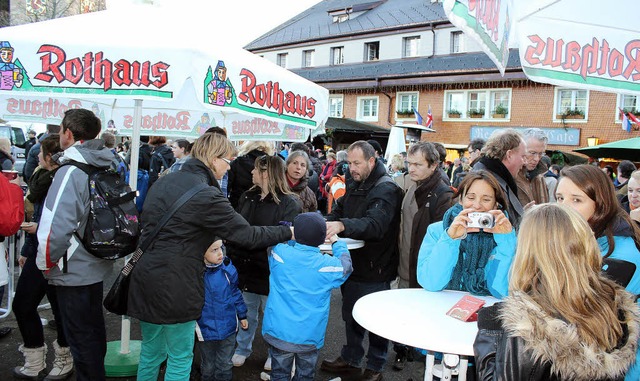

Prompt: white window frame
xmin=331 ymin=46 xmax=344 ymax=65
xmin=403 ymin=36 xmax=420 ymax=58
xmin=365 ymin=41 xmax=380 ymax=62
xmin=356 ymin=96 xmax=379 ymax=122
xmin=443 ymin=88 xmax=512 ymax=121
xmin=396 ymin=91 xmax=419 ymax=118
xmin=302 ymin=50 xmax=315 ymax=68
xmin=329 ymin=95 xmax=344 ymax=118
xmin=553 ymin=87 xmax=589 ymax=122
xmin=451 ymin=31 xmax=463 ymax=54
xmin=616 ymin=94 xmax=640 ymax=122
xmin=276 ymin=53 xmax=288 ymax=68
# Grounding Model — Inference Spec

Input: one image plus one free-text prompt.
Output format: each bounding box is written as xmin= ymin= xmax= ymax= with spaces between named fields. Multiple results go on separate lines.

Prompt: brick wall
xmin=334 ymin=81 xmax=637 ymax=153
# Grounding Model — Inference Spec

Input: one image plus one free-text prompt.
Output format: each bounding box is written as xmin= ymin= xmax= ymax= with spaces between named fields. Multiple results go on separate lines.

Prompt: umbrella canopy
xmin=443 ymin=0 xmax=640 ymax=95
xmin=573 ymin=137 xmax=640 ymax=161
xmin=0 ymin=5 xmax=328 ymax=141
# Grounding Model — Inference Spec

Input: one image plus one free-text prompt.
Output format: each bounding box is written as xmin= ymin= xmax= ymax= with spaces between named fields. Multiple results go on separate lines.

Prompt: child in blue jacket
xmin=197 ymin=239 xmax=248 ymax=381
xmin=263 ymin=212 xmax=353 ymax=381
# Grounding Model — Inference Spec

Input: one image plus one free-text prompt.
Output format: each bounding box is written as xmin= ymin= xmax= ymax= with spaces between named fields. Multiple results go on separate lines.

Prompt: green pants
xmin=137 ymin=320 xmax=196 ymax=381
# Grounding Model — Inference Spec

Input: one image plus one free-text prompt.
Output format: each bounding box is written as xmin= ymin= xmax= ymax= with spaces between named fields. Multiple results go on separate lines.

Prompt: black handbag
xmin=103 ymin=183 xmax=209 ymax=315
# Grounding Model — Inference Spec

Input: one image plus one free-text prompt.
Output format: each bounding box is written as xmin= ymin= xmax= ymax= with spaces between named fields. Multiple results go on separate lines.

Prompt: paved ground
xmin=0 ymin=259 xmax=425 ymax=380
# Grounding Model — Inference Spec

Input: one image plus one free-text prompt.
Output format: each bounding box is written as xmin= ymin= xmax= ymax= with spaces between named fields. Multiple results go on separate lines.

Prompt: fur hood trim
xmin=500 ymin=291 xmax=640 ymax=380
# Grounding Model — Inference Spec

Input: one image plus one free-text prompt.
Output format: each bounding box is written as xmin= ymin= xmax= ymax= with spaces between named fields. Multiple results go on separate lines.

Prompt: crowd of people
xmin=2 ymin=109 xmax=640 ymax=381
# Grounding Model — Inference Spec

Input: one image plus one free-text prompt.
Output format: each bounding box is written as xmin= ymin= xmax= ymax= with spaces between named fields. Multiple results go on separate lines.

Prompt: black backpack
xmin=66 ymin=161 xmax=140 ymax=260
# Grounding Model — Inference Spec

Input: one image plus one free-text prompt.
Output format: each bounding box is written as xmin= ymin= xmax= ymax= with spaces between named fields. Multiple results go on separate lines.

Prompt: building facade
xmin=245 ymin=0 xmax=638 ymax=154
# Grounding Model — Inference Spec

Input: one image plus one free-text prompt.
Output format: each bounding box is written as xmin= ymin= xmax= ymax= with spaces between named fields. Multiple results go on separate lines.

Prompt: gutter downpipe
xmin=376 ymin=77 xmax=393 ymax=128
xmin=429 ymin=22 xmax=435 ymax=58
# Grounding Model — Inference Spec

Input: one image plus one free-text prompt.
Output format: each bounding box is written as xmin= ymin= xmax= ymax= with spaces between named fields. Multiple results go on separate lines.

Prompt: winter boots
xmin=13 ymin=340 xmax=74 ymax=380
xmin=13 ymin=344 xmax=47 ymax=380
xmin=45 ymin=340 xmax=74 ymax=380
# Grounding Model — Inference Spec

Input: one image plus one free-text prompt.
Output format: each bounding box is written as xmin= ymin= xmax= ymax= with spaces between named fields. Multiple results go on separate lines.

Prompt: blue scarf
xmin=442 ymin=203 xmax=497 ymax=296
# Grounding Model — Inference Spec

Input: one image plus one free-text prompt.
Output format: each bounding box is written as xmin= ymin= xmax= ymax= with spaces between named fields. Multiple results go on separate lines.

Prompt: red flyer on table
xmin=446 ymin=295 xmax=486 ymax=322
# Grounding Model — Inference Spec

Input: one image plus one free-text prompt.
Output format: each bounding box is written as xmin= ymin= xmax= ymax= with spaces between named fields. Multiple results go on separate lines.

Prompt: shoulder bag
xmin=103 ymin=183 xmax=209 ymax=315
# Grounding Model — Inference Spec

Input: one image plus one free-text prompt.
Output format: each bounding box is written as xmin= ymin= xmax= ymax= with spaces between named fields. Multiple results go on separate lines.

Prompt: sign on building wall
xmin=470 ymin=126 xmax=581 ymax=146
xmin=25 ymin=0 xmax=46 ymax=16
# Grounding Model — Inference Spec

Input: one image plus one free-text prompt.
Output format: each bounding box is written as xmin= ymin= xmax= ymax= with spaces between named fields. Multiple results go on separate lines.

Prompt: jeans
xmin=340 ymin=279 xmax=391 ymax=372
xmin=234 ymin=292 xmax=268 ymax=357
xmin=200 ymin=333 xmax=236 ymax=381
xmin=13 ymin=254 xmax=67 ymax=348
xmin=270 ymin=346 xmax=318 ymax=381
xmin=138 ymin=320 xmax=196 ymax=381
xmin=56 ymin=282 xmax=107 ymax=381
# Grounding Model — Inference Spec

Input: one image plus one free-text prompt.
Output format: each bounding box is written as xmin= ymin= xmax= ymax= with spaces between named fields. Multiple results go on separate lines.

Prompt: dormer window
xmin=328 ymin=1 xmax=386 ymax=23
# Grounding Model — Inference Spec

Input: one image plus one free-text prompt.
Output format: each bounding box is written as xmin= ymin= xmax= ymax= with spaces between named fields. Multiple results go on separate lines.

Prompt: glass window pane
xmin=447 ymin=92 xmax=464 ymax=112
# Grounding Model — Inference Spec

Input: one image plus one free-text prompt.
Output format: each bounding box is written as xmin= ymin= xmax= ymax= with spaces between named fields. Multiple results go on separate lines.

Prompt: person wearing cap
xmin=0 ymin=41 xmax=23 ymax=88
xmin=366 ymin=139 xmax=385 ymax=164
xmin=24 ymin=130 xmax=37 ymax=159
xmin=262 ymin=212 xmax=352 ymax=381
xmin=207 ymin=60 xmax=232 ymax=106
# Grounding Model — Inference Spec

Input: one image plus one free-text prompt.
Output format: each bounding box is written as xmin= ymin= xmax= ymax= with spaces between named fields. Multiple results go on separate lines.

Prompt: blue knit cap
xmin=294 ymin=212 xmax=326 ymax=247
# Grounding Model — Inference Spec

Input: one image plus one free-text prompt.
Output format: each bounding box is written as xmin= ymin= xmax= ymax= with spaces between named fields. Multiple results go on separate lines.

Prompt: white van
xmin=0 ymin=125 xmax=27 ymax=172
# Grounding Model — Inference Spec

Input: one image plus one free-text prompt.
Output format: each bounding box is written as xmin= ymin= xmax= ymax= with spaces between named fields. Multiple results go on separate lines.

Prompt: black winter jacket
xmin=148 ymin=144 xmax=175 ymax=187
xmin=326 ymin=160 xmax=403 ymax=282
xmin=474 ymin=291 xmax=640 ymax=381
xmin=227 ymin=188 xmax=301 ymax=295
xmin=127 ymin=159 xmax=292 ymax=324
xmin=228 ymin=149 xmax=265 ymax=209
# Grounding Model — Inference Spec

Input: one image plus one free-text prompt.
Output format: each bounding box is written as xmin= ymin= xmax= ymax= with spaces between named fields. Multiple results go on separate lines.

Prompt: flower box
xmin=492 ymin=113 xmax=506 ymax=119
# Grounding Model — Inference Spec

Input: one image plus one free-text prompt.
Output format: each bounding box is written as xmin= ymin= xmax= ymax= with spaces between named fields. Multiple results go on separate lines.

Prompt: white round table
xmin=352 ymin=289 xmax=498 ymax=381
xmin=319 ymin=238 xmax=364 ymax=252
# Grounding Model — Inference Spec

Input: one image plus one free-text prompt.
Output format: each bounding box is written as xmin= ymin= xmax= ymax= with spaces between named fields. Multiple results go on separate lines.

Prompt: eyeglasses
xmin=258 ymin=155 xmax=269 ymax=170
xmin=219 ymin=157 xmax=231 ymax=165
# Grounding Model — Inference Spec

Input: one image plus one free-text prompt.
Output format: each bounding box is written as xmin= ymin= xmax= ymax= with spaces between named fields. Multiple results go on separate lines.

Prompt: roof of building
xmin=245 ymin=0 xmax=448 ymax=50
xmin=291 ymin=50 xmax=523 ymax=88
xmin=326 ymin=117 xmax=390 ymax=133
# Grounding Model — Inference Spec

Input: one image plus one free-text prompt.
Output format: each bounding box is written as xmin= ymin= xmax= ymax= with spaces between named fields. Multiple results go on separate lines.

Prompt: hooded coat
xmin=474 ymin=291 xmax=640 ymax=381
xmin=36 ymin=140 xmax=115 ymax=286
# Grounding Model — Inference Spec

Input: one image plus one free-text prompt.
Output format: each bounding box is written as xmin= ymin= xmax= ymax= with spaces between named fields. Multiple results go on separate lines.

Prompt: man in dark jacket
xmin=321 ymin=141 xmax=403 ymax=381
xmin=473 ymin=129 xmax=527 ymax=228
xmin=24 ymin=130 xmax=37 ymax=158
xmin=393 ymin=142 xmax=453 ymax=370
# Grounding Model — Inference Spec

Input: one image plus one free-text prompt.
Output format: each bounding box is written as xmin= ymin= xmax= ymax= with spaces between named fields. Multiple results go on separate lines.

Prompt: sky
xmin=108 ymin=0 xmax=322 ymax=46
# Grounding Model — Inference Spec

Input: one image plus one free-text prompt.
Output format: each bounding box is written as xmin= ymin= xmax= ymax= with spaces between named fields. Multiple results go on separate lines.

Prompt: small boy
xmin=262 ymin=212 xmax=353 ymax=381
xmin=197 ymin=238 xmax=248 ymax=381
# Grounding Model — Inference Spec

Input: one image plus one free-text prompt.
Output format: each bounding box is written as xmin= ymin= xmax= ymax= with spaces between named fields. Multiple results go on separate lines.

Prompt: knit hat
xmin=294 ymin=212 xmax=326 ymax=247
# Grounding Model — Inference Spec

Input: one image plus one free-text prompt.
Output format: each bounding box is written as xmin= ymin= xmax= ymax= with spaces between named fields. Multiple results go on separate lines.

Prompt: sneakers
xmin=232 ymin=354 xmax=246 ymax=367
xmin=264 ymin=357 xmax=272 ymax=371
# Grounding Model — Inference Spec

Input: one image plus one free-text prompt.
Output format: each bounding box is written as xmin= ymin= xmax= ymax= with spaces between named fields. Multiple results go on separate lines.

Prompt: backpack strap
xmin=153 ymin=152 xmax=171 ymax=172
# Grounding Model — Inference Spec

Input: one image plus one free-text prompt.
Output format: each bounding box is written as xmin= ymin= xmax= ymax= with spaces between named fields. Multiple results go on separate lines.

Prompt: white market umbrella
xmin=0 ymin=4 xmax=328 ymax=375
xmin=443 ymin=0 xmax=640 ymax=95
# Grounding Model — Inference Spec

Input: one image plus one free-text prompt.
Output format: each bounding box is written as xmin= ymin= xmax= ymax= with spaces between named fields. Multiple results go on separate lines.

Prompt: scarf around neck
xmin=478 ymin=156 xmax=518 ymax=198
xmin=442 ymin=203 xmax=497 ymax=296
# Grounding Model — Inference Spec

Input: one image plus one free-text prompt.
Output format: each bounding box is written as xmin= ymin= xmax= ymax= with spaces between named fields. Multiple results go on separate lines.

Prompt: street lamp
xmin=587 ymin=136 xmax=600 ymax=147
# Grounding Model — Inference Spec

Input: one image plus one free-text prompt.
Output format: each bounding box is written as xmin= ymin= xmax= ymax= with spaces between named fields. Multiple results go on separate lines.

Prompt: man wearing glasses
xmin=516 ymin=128 xmax=549 ymax=207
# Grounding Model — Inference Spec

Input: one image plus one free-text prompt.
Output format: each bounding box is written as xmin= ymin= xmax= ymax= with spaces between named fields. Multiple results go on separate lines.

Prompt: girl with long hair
xmin=417 ymin=170 xmax=516 ymax=298
xmin=474 ymin=204 xmax=640 ymax=380
xmin=555 ymin=164 xmax=640 ymax=381
xmin=228 ymin=154 xmax=301 ymax=369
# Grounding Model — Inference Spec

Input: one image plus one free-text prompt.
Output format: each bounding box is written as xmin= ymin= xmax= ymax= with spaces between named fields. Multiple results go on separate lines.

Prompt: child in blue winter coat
xmin=197 ymin=239 xmax=248 ymax=381
xmin=262 ymin=212 xmax=353 ymax=381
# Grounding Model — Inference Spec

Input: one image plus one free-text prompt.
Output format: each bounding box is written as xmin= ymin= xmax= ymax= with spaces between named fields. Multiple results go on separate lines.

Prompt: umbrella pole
xmin=105 ymin=99 xmax=143 ymax=377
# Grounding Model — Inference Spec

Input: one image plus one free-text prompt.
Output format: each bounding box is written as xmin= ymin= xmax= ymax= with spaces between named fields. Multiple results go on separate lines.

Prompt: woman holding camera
xmin=417 ymin=170 xmax=516 ymax=299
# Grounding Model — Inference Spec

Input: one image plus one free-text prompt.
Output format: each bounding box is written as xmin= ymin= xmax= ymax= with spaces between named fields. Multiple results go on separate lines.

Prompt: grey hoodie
xmin=36 ymin=139 xmax=115 ymax=286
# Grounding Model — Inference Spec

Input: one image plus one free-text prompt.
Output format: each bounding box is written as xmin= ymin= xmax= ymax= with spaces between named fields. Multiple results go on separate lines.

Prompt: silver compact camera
xmin=467 ymin=212 xmax=495 ymax=229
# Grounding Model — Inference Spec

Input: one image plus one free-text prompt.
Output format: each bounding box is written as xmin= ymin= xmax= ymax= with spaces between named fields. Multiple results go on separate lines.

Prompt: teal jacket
xmin=417 ymin=221 xmax=516 ymax=299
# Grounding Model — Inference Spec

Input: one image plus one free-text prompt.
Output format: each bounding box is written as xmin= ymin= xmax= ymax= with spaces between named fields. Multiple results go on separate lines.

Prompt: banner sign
xmin=470 ymin=126 xmax=580 ymax=146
